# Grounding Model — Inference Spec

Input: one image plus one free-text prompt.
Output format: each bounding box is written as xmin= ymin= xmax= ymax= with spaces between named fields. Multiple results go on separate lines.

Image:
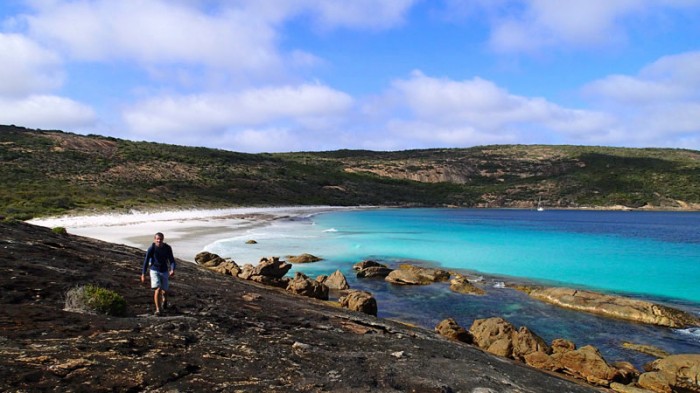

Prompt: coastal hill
xmin=0 ymin=219 xmax=599 ymax=392
xmin=2 ymin=124 xmax=700 ymax=219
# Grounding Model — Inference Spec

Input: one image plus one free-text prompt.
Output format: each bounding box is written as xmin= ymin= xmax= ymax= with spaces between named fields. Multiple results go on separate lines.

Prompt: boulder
xmin=194 ymin=251 xmax=240 ymax=276
xmin=194 ymin=251 xmax=225 ymax=267
xmin=449 ymin=275 xmax=485 ymax=295
xmin=286 ymin=272 xmax=329 ymax=300
xmin=210 ymin=260 xmax=240 ymax=276
xmin=609 ymin=382 xmax=656 ymax=393
xmin=317 ymin=270 xmax=350 ymax=290
xmin=469 ymin=317 xmax=516 ymax=358
xmin=249 ymin=275 xmax=289 ymax=289
xmin=353 ymin=260 xmax=386 ymax=270
xmin=237 ymin=264 xmax=255 ymax=280
xmin=286 ymin=253 xmax=322 ymax=263
xmin=356 ymin=266 xmax=393 ymax=279
xmin=435 ymin=318 xmax=472 ymax=344
xmin=551 ymin=345 xmax=622 ymax=386
xmin=245 ymin=240 xmax=257 ymax=244
xmin=512 ymin=326 xmax=550 ymax=362
xmin=613 ymin=361 xmax=640 ymax=385
xmin=526 ymin=287 xmax=700 ymax=328
xmin=468 ymin=317 xmax=549 ymax=361
xmin=524 ymin=351 xmax=559 ymax=371
xmin=253 ymin=257 xmax=292 ymax=279
xmin=551 ymin=338 xmax=576 ymax=354
xmin=338 ymin=290 xmax=377 ymax=316
xmin=637 ymin=354 xmax=700 ymax=393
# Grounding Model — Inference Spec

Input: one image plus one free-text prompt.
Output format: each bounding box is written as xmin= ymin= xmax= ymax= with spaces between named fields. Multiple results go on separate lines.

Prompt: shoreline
xmin=27 ymin=205 xmax=363 ymax=262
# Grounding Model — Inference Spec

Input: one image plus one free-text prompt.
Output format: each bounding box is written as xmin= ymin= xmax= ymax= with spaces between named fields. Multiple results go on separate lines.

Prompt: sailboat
xmin=536 ymin=197 xmax=544 ymax=212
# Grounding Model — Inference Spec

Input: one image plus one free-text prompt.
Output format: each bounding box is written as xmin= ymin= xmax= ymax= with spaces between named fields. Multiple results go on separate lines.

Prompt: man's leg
xmin=153 ymin=288 xmax=162 ymax=313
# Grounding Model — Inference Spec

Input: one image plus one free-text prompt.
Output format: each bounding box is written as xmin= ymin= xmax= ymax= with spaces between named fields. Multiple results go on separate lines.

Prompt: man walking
xmin=141 ymin=232 xmax=176 ymax=315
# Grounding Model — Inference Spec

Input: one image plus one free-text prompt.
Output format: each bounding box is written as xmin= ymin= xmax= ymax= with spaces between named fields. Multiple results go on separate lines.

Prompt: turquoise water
xmin=207 ymin=208 xmax=700 ymax=367
xmin=312 ymin=208 xmax=700 ymax=303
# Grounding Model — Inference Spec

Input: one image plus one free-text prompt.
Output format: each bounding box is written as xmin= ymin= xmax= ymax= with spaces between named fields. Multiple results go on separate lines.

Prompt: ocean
xmin=205 ymin=208 xmax=700 ymax=368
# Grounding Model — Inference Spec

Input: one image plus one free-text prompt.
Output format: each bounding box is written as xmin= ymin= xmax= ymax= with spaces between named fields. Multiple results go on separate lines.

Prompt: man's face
xmin=154 ymin=235 xmax=164 ymax=246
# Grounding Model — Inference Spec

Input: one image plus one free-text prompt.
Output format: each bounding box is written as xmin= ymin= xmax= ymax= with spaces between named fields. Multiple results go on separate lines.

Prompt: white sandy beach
xmin=28 ymin=206 xmax=351 ymax=262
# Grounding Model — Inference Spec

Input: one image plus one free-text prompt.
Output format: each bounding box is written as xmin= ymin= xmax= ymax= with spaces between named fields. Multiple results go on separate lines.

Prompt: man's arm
xmin=167 ymin=245 xmax=176 ymax=276
xmin=141 ymin=245 xmax=153 ymax=281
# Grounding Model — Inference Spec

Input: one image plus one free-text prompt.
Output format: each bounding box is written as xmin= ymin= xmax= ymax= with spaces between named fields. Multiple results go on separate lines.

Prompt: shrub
xmin=65 ymin=284 xmax=127 ymax=317
xmin=51 ymin=226 xmax=67 ymax=235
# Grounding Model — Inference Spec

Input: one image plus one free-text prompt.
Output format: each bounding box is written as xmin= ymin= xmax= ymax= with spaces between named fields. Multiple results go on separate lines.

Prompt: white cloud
xmin=22 ymin=0 xmax=417 ymax=77
xmin=0 ymin=32 xmax=96 ymax=131
xmin=0 ymin=33 xmax=63 ymax=96
xmin=447 ymin=0 xmax=700 ymax=53
xmin=300 ymin=0 xmax=418 ymax=30
xmin=123 ymin=83 xmax=354 ymax=137
xmin=241 ymin=0 xmax=418 ymax=30
xmin=584 ymin=51 xmax=700 ymax=104
xmin=0 ymin=95 xmax=96 ymax=129
xmin=385 ymin=71 xmax=614 ymax=145
xmin=23 ymin=0 xmax=283 ymax=77
xmin=582 ymin=51 xmax=700 ymax=147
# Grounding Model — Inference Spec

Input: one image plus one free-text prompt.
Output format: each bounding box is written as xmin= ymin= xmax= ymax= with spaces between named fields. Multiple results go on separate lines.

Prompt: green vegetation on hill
xmin=2 ymin=125 xmax=699 ymax=219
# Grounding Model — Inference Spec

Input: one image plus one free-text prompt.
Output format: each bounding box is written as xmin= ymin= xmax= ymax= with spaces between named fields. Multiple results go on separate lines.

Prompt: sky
xmin=1 ymin=0 xmax=699 ymax=153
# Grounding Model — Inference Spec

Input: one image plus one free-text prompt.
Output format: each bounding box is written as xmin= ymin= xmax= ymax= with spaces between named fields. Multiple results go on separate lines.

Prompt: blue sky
xmin=1 ymin=1 xmax=699 ymax=153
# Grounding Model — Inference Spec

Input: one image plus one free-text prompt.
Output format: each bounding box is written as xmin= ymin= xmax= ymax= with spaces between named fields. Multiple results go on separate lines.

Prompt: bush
xmin=65 ymin=284 xmax=127 ymax=317
xmin=52 ymin=226 xmax=67 ymax=235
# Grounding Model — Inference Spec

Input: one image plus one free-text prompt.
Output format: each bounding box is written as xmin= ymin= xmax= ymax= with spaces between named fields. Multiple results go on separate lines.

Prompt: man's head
xmin=154 ymin=232 xmax=164 ymax=246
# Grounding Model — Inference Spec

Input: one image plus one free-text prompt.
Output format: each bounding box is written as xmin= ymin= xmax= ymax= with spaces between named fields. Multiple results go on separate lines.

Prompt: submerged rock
xmin=525 ymin=287 xmax=700 ymax=328
xmin=286 ymin=253 xmax=322 ymax=263
xmin=385 ymin=264 xmax=450 ymax=285
xmin=449 ymin=275 xmax=485 ymax=295
xmin=353 ymin=260 xmax=386 ymax=270
xmin=622 ymin=342 xmax=670 ymax=359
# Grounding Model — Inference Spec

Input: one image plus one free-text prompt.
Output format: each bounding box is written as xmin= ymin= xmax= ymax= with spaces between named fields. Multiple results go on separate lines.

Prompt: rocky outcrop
xmin=449 ymin=274 xmax=485 ymax=295
xmin=466 ymin=316 xmax=636 ymax=387
xmin=286 ymin=272 xmax=329 ymax=300
xmin=435 ymin=318 xmax=472 ymax=343
xmin=2 ymin=221 xmax=603 ymax=392
xmin=317 ymin=270 xmax=350 ymax=290
xmin=637 ymin=354 xmax=700 ymax=393
xmin=385 ymin=265 xmax=450 ymax=285
xmin=286 ymin=253 xmax=322 ymax=263
xmin=338 ymin=290 xmax=377 ymax=316
xmin=525 ymin=287 xmax=700 ymax=328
